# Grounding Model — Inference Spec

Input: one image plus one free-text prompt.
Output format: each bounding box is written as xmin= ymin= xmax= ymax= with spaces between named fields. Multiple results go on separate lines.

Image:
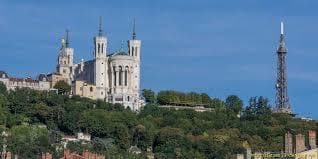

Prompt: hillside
xmin=0 ymin=83 xmax=316 ymax=159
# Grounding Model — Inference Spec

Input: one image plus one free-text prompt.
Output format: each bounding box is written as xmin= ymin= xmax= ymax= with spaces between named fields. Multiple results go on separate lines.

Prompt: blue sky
xmin=1 ymin=0 xmax=318 ymax=118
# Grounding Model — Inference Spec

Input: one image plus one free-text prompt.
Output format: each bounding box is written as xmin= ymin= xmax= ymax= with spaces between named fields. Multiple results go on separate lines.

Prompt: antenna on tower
xmin=281 ymin=21 xmax=284 ymax=35
xmin=65 ymin=29 xmax=70 ymax=48
xmin=132 ymin=18 xmax=136 ymax=40
xmin=99 ymin=16 xmax=103 ymax=37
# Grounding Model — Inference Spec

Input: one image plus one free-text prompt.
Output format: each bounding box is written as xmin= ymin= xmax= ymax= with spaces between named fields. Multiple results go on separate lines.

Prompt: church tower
xmin=128 ymin=19 xmax=141 ymax=110
xmin=56 ymin=30 xmax=74 ymax=84
xmin=93 ymin=17 xmax=108 ymax=99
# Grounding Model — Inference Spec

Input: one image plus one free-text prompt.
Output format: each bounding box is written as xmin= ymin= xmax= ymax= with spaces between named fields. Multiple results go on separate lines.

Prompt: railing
xmin=158 ymin=105 xmax=214 ymax=112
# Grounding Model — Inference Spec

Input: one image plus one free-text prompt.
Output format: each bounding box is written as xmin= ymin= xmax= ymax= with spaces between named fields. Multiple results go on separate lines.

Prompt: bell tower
xmin=56 ymin=30 xmax=74 ymax=84
xmin=128 ymin=19 xmax=141 ymax=60
xmin=128 ymin=19 xmax=142 ymax=110
xmin=94 ymin=17 xmax=107 ymax=59
xmin=93 ymin=17 xmax=108 ymax=99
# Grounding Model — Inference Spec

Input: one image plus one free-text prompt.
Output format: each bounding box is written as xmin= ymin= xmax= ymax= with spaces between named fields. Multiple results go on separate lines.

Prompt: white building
xmin=0 ymin=71 xmax=50 ymax=91
xmin=0 ymin=18 xmax=144 ymax=111
xmin=56 ymin=18 xmax=143 ymax=111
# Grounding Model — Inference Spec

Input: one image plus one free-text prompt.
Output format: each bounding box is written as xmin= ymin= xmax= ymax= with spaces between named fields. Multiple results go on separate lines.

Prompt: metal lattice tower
xmin=275 ymin=22 xmax=291 ymax=114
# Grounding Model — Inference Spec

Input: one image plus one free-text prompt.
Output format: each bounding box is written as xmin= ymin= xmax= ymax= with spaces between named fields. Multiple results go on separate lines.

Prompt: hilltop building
xmin=0 ymin=18 xmax=143 ymax=111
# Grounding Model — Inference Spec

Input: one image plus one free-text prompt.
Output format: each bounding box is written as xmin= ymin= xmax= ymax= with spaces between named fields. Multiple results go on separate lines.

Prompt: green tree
xmin=67 ymin=141 xmax=92 ymax=153
xmin=7 ymin=125 xmax=50 ymax=158
xmin=242 ymin=96 xmax=272 ymax=122
xmin=225 ymin=95 xmax=243 ymax=114
xmin=54 ymin=80 xmax=71 ymax=95
xmin=0 ymin=81 xmax=7 ymax=94
xmin=154 ymin=127 xmax=190 ymax=158
xmin=142 ymin=89 xmax=156 ymax=104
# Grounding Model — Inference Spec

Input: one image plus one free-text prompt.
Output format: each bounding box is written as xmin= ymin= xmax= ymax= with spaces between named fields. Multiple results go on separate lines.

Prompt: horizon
xmin=1 ymin=0 xmax=318 ymax=118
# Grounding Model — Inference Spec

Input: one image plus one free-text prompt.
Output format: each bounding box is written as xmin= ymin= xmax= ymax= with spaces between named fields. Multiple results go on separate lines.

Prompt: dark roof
xmin=9 ymin=77 xmax=38 ymax=83
xmin=37 ymin=74 xmax=48 ymax=81
xmin=109 ymin=51 xmax=129 ymax=57
xmin=116 ymin=51 xmax=128 ymax=55
xmin=0 ymin=71 xmax=8 ymax=78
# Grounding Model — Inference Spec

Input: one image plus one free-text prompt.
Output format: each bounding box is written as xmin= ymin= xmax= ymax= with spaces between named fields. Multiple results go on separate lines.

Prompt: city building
xmin=0 ymin=18 xmax=144 ymax=111
xmin=0 ymin=71 xmax=50 ymax=91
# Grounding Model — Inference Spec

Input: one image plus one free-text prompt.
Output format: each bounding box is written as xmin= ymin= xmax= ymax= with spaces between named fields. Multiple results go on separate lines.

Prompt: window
xmin=101 ymin=91 xmax=103 ymax=95
xmin=90 ymin=87 xmax=93 ymax=92
xmin=114 ymin=69 xmax=116 ymax=86
xmin=124 ymin=69 xmax=128 ymax=86
xmin=63 ymin=69 xmax=67 ymax=73
xmin=98 ymin=44 xmax=100 ymax=53
xmin=101 ymin=44 xmax=104 ymax=53
xmin=127 ymin=96 xmax=130 ymax=101
xmin=135 ymin=47 xmax=138 ymax=56
xmin=132 ymin=47 xmax=134 ymax=56
xmin=115 ymin=97 xmax=123 ymax=101
xmin=64 ymin=61 xmax=66 ymax=65
xmin=119 ymin=66 xmax=123 ymax=86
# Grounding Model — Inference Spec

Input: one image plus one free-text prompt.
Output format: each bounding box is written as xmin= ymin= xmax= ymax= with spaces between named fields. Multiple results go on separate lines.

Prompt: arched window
xmin=101 ymin=44 xmax=104 ymax=53
xmin=132 ymin=47 xmax=134 ymax=56
xmin=64 ymin=61 xmax=66 ymax=65
xmin=124 ymin=69 xmax=128 ymax=86
xmin=127 ymin=96 xmax=130 ymax=101
xmin=98 ymin=44 xmax=100 ymax=53
xmin=67 ymin=55 xmax=71 ymax=63
xmin=113 ymin=67 xmax=116 ymax=86
xmin=119 ymin=66 xmax=123 ymax=86
xmin=90 ymin=87 xmax=93 ymax=92
xmin=135 ymin=47 xmax=138 ymax=56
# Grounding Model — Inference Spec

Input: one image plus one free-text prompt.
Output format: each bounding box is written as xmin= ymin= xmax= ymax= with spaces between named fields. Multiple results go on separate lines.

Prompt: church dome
xmin=113 ymin=51 xmax=129 ymax=56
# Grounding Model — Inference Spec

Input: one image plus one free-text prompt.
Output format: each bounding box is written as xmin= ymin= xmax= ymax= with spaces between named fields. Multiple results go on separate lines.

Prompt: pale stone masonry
xmin=309 ymin=130 xmax=317 ymax=149
xmin=0 ymin=18 xmax=144 ymax=111
xmin=285 ymin=131 xmax=293 ymax=154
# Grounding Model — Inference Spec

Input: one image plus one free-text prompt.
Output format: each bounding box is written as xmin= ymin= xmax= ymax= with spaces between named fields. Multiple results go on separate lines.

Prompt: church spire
xmin=132 ymin=18 xmax=136 ymax=40
xmin=65 ymin=29 xmax=70 ymax=48
xmin=99 ymin=16 xmax=103 ymax=37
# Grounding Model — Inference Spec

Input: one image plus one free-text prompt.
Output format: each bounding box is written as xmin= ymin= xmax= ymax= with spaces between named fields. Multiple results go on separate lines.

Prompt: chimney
xmin=285 ymin=132 xmax=293 ymax=154
xmin=309 ymin=130 xmax=317 ymax=149
xmin=295 ymin=133 xmax=306 ymax=153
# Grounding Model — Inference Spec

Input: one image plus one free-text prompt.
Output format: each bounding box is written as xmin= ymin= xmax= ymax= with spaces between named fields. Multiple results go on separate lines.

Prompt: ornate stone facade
xmin=56 ymin=19 xmax=143 ymax=111
xmin=0 ymin=19 xmax=144 ymax=111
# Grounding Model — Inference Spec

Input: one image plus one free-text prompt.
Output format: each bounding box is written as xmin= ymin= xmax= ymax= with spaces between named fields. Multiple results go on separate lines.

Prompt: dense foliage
xmin=156 ymin=90 xmax=223 ymax=108
xmin=53 ymin=80 xmax=71 ymax=95
xmin=0 ymin=82 xmax=316 ymax=159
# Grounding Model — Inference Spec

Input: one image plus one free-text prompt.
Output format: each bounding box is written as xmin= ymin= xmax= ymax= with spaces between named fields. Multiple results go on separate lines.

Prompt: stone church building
xmin=0 ymin=18 xmax=144 ymax=111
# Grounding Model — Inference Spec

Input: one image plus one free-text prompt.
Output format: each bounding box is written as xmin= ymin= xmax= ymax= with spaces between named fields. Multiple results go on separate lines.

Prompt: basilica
xmin=0 ymin=18 xmax=144 ymax=111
